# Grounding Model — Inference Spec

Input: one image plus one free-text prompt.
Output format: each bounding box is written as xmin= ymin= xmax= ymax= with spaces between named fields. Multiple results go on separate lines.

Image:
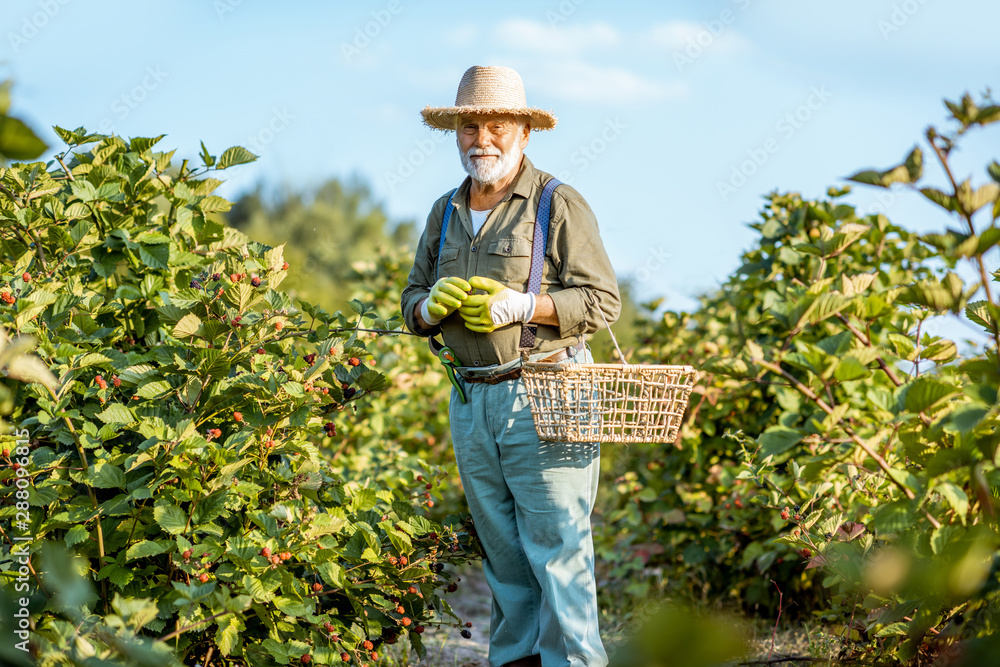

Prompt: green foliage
xmin=0 ymin=130 xmax=476 ymax=665
xmin=600 ymin=92 xmax=1000 ymax=663
xmin=226 ymin=180 xmax=415 ymax=313
xmin=0 ymin=81 xmax=48 ymax=162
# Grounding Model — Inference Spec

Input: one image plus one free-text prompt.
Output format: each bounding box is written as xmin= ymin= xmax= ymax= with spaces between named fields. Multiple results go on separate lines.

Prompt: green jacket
xmin=401 ymin=155 xmax=621 ymax=367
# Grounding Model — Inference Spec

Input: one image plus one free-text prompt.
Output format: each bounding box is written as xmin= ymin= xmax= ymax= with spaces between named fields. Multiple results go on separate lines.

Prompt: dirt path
xmin=416 ymin=562 xmax=492 ymax=666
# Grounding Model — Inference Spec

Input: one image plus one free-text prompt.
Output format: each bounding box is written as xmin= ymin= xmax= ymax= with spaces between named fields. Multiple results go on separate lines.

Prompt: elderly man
xmin=401 ymin=65 xmax=620 ymax=667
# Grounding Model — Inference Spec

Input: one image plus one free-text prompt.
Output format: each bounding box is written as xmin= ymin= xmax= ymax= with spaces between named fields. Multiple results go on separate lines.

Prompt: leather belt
xmin=459 ymin=340 xmax=585 ymax=385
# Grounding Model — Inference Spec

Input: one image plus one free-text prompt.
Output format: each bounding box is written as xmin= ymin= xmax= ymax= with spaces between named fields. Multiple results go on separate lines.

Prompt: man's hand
xmin=422 ymin=276 xmax=473 ymax=324
xmin=458 ymin=276 xmax=536 ymax=333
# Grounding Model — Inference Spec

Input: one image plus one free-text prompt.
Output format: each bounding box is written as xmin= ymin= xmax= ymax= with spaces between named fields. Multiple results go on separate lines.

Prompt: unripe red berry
xmin=363 ymin=640 xmax=374 ymax=650
xmin=282 ymin=261 xmax=290 ymax=270
xmin=401 ymin=616 xmax=411 ymax=626
xmin=398 ymin=556 xmax=407 ymax=566
xmin=230 ymin=273 xmax=239 ymax=282
xmin=348 ymin=357 xmax=361 ymax=367
xmin=275 ymin=321 xmax=284 ymax=331
xmin=12 ymin=463 xmax=21 ymax=471
xmin=266 ymin=439 xmax=275 ymax=448
xmin=261 ymin=547 xmax=272 ymax=557
xmin=781 ymin=510 xmax=790 ymax=520
xmin=251 ymin=276 xmax=261 ymax=287
xmin=183 ymin=549 xmax=192 ymax=559
xmin=233 ymin=411 xmax=243 ymax=422
xmin=408 ymin=586 xmax=418 ymax=594
xmin=1 ymin=449 xmax=9 ymax=457
xmin=22 ymin=272 xmax=31 ymax=282
xmin=370 ymin=651 xmax=378 ymax=660
xmin=396 ymin=605 xmax=405 ymax=614
xmin=313 ymin=583 xmax=323 ymax=592
xmin=271 ymin=555 xmax=282 ymax=564
xmin=199 ymin=573 xmax=210 ymax=583
xmin=415 ymin=625 xmax=424 ymax=634
xmin=465 ymin=621 xmax=472 ymax=627
xmin=301 ymin=654 xmax=311 ymax=663
xmin=112 ymin=376 xmax=121 ymax=387
xmin=341 ymin=652 xmax=351 ymax=662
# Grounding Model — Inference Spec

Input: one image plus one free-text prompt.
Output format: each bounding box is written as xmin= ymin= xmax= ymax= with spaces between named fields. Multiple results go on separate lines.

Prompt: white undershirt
xmin=470 ymin=208 xmax=492 ymax=236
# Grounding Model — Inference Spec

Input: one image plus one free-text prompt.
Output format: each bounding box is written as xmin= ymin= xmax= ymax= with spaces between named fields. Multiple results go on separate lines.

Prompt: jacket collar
xmin=451 ymin=154 xmax=536 ymax=238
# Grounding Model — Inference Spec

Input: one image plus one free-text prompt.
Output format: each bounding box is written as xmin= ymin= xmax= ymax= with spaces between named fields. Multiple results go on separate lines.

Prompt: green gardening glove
xmin=458 ymin=276 xmax=536 ymax=334
xmin=424 ymin=276 xmax=473 ymax=322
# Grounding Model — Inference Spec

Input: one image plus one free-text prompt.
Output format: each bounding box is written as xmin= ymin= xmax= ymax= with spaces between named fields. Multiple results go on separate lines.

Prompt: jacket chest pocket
xmin=486 ymin=237 xmax=534 ymax=284
xmin=437 ymin=245 xmax=462 ymax=279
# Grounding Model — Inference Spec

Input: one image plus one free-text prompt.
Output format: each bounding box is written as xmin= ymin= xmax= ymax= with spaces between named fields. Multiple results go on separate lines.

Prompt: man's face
xmin=456 ymin=114 xmax=530 ymax=186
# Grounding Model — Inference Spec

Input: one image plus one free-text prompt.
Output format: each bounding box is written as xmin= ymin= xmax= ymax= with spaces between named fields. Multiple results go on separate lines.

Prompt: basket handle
xmin=589 ymin=290 xmax=627 ymax=364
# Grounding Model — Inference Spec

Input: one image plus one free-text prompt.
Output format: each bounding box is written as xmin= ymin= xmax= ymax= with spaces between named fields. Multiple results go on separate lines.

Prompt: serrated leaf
xmin=904 ymin=377 xmax=961 ymax=413
xmin=153 ymin=504 xmax=188 ymax=535
xmin=216 ymin=146 xmax=258 ymax=170
xmin=90 ymin=461 xmax=126 ymax=488
xmin=758 ymin=426 xmax=804 ymax=458
xmin=173 ymin=313 xmax=202 ymax=338
xmin=95 ymin=402 xmax=134 ymax=425
xmin=65 ymin=524 xmax=89 ymax=547
xmin=125 ymin=540 xmax=168 ymax=561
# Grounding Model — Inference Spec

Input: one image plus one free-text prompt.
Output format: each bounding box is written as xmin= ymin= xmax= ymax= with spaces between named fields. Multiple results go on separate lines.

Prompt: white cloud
xmin=527 ymin=60 xmax=688 ymax=105
xmin=643 ymin=20 xmax=751 ymax=57
xmin=494 ymin=19 xmax=620 ymax=55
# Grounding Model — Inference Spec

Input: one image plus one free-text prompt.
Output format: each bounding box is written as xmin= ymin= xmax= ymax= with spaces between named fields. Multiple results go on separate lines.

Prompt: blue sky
xmin=3 ymin=0 xmax=999 ymax=312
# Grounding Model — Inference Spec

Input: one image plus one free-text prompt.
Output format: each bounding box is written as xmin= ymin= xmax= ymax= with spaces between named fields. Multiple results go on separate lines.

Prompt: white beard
xmin=460 ymin=141 xmax=523 ymax=186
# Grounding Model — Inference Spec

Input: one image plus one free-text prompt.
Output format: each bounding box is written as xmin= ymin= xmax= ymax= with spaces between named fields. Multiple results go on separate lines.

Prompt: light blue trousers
xmin=449 ymin=346 xmax=608 ymax=667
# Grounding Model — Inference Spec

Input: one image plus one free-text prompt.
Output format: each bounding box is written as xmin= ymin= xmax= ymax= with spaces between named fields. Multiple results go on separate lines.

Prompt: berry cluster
xmin=206 ymin=428 xmax=222 ymax=440
xmin=0 ymin=291 xmax=14 ymax=305
xmin=94 ymin=375 xmax=108 ymax=390
xmin=324 ymin=422 xmax=337 ymax=437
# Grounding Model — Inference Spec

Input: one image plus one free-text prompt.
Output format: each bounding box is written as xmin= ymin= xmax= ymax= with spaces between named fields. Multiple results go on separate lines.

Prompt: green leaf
xmin=904 ymin=377 xmax=961 ymax=413
xmin=95 ymin=402 xmax=135 ymax=425
xmin=356 ymin=370 xmax=387 ymax=393
xmin=90 ymin=461 xmax=126 ymax=489
xmin=216 ymin=615 xmax=242 ymax=656
xmin=64 ymin=524 xmax=89 ymax=547
xmin=0 ymin=115 xmax=48 ymax=160
xmin=139 ymin=243 xmax=170 ymax=269
xmin=153 ymin=504 xmax=188 ymax=535
xmin=216 ymin=146 xmax=258 ymax=170
xmin=936 ymin=482 xmax=969 ymax=522
xmin=173 ymin=313 xmax=203 ymax=338
xmin=273 ymin=596 xmax=309 ymax=617
xmin=758 ymin=426 xmax=804 ymax=458
xmin=111 ymin=595 xmax=160 ymax=632
xmin=125 ymin=540 xmax=168 ymax=561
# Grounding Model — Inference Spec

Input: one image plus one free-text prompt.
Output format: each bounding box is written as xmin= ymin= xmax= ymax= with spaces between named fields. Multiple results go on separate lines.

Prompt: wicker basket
xmin=521 ymin=361 xmax=698 ymax=443
xmin=521 ymin=298 xmax=699 ymax=443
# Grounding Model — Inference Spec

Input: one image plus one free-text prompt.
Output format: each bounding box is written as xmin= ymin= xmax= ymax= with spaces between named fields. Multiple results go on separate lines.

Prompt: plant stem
xmin=756 ymin=359 xmax=941 ymax=528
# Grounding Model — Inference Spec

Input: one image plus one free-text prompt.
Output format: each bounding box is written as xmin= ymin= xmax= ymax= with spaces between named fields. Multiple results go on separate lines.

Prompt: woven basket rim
xmin=522 ymin=362 xmax=698 ymax=373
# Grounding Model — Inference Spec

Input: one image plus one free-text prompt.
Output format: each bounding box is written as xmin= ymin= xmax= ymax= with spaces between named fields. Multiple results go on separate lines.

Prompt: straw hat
xmin=421 ymin=65 xmax=557 ymax=131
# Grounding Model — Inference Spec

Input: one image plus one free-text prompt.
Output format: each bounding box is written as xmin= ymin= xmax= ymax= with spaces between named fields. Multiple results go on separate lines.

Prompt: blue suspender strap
xmin=436 ymin=188 xmax=459 ymax=281
xmin=519 ymin=177 xmax=562 ymax=350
